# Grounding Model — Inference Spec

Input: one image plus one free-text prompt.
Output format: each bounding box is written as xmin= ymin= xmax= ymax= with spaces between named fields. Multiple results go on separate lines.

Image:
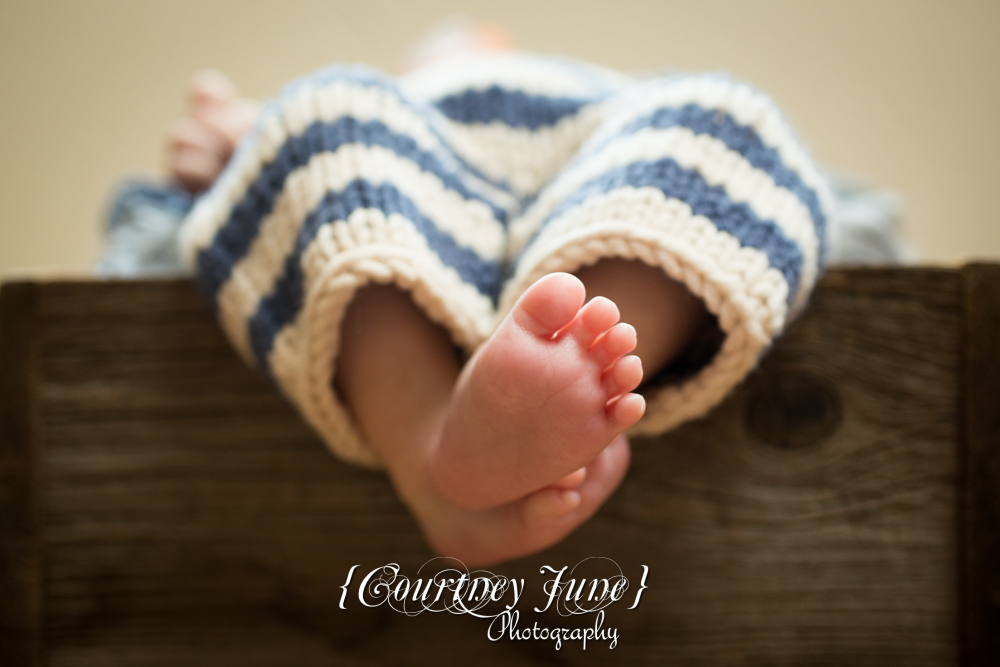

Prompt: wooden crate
xmin=1 ymin=266 xmax=998 ymax=666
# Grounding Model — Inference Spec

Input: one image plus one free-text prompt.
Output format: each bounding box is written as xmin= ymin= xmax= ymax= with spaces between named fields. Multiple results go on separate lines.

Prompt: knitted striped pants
xmin=179 ymin=52 xmax=831 ymax=467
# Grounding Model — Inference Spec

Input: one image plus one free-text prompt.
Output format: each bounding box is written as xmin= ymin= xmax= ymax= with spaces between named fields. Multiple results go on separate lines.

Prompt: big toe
xmin=511 ymin=273 xmax=586 ymax=338
xmin=190 ymin=69 xmax=238 ymax=108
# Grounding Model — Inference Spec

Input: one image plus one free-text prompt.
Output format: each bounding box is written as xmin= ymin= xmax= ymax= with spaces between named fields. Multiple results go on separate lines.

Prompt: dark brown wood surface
xmin=0 ymin=283 xmax=42 ymax=667
xmin=0 ymin=267 xmax=996 ymax=666
xmin=960 ymin=264 xmax=1000 ymax=666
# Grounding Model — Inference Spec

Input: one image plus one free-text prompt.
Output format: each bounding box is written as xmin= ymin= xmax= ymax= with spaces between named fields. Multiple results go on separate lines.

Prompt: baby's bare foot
xmin=431 ymin=273 xmax=645 ymax=509
xmin=335 ymin=284 xmax=634 ymax=566
xmin=167 ymin=70 xmax=260 ymax=192
xmin=401 ymin=434 xmax=631 ymax=566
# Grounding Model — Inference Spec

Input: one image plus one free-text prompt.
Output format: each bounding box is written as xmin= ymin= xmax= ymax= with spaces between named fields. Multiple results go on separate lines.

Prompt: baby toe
xmin=590 ymin=322 xmax=637 ymax=368
xmin=570 ymin=296 xmax=620 ymax=348
xmin=553 ymin=467 xmax=587 ymax=489
xmin=189 ymin=69 xmax=238 ymax=108
xmin=523 ymin=487 xmax=582 ymax=523
xmin=602 ymin=355 xmax=643 ymax=396
xmin=608 ymin=392 xmax=645 ymax=428
xmin=512 ymin=272 xmax=586 ymax=338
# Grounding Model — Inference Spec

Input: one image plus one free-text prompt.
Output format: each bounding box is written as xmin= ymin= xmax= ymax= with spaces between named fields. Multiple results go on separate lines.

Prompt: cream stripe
xmin=502 ymin=185 xmax=789 ymax=340
xmin=265 ymin=207 xmax=497 ymax=466
xmin=507 ymin=125 xmax=819 ymax=309
xmin=271 ymin=79 xmax=520 ymax=211
xmin=215 ymin=144 xmax=505 ymax=358
xmin=588 ymin=76 xmax=835 ymax=220
xmin=179 ymin=78 xmax=514 ymax=266
xmin=269 ymin=208 xmax=497 ymax=393
xmin=499 ymin=185 xmax=789 ymax=437
xmin=442 ymin=103 xmax=607 ymax=197
xmin=298 ymin=212 xmax=494 ymax=336
xmin=400 ymin=51 xmax=632 ymax=101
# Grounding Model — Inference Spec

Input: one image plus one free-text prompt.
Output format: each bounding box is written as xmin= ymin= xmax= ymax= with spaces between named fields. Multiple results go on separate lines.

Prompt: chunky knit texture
xmin=179 ymin=52 xmax=832 ymax=466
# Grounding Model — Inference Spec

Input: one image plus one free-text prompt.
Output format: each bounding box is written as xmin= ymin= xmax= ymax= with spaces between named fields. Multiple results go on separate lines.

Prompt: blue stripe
xmin=219 ymin=67 xmax=399 ymax=190
xmin=532 ymin=157 xmax=803 ymax=303
xmin=275 ymin=69 xmax=514 ymax=194
xmin=242 ymin=179 xmax=501 ymax=372
xmin=435 ymin=85 xmax=593 ymax=130
xmin=588 ymin=103 xmax=826 ymax=263
xmin=196 ymin=115 xmax=509 ymax=312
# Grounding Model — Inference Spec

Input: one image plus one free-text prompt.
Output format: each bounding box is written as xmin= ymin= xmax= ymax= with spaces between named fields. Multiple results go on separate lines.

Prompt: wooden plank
xmin=960 ymin=263 xmax=1000 ymax=666
xmin=615 ymin=267 xmax=961 ymax=666
xmin=0 ymin=282 xmax=43 ymax=667
xmin=0 ymin=268 xmax=976 ymax=665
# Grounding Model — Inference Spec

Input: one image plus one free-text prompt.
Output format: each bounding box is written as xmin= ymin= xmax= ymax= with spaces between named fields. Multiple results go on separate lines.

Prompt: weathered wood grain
xmin=960 ymin=264 xmax=1000 ymax=667
xmin=0 ymin=267 xmax=994 ymax=666
xmin=0 ymin=283 xmax=43 ymax=667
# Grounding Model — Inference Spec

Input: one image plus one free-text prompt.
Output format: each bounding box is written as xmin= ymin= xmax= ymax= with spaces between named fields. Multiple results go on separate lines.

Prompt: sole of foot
xmin=415 ymin=433 xmax=632 ymax=566
xmin=431 ymin=272 xmax=645 ymax=509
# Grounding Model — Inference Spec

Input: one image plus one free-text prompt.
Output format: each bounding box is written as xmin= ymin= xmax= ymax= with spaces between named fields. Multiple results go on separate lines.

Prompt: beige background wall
xmin=1 ymin=0 xmax=997 ymax=275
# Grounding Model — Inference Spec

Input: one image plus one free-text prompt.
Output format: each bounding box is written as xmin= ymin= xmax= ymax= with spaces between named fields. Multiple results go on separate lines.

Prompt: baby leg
xmin=429 ymin=263 xmax=708 ymax=510
xmin=179 ymin=63 xmax=632 ymax=566
xmin=430 ymin=72 xmax=831 ymax=510
xmin=574 ymin=258 xmax=709 ymax=379
xmin=522 ymin=74 xmax=831 ymax=442
xmin=335 ymin=284 xmax=631 ymax=565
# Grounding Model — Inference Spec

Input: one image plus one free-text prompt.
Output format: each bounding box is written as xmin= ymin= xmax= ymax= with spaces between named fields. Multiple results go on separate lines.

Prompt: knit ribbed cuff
xmin=179 ymin=65 xmax=509 ymax=467
xmin=275 ymin=229 xmax=496 ymax=467
xmin=499 ymin=74 xmax=833 ymax=437
xmin=498 ymin=185 xmax=792 ymax=436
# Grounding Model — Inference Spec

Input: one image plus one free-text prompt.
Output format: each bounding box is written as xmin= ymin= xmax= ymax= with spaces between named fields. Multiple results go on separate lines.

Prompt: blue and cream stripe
xmin=182 ymin=68 xmax=516 ymax=269
xmin=582 ymin=75 xmax=834 ymax=249
xmin=498 ymin=73 xmax=832 ymax=436
xmin=508 ymin=122 xmax=822 ymax=313
xmin=181 ymin=54 xmax=832 ymax=464
xmin=402 ymin=52 xmax=628 ymax=198
xmin=400 ymin=51 xmax=631 ymax=102
xmin=180 ymin=65 xmax=515 ymax=466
